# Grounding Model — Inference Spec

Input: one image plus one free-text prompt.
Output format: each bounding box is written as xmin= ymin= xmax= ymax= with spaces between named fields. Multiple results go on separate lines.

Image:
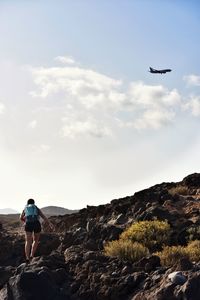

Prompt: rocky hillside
xmin=0 ymin=173 xmax=200 ymax=300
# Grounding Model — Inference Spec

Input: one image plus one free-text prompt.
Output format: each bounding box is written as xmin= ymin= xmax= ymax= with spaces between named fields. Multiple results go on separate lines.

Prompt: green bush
xmin=104 ymin=240 xmax=149 ymax=262
xmin=120 ymin=220 xmax=171 ymax=251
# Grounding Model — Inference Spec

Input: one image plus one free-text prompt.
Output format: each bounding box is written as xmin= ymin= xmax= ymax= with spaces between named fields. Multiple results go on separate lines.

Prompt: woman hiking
xmin=20 ymin=198 xmax=54 ymax=262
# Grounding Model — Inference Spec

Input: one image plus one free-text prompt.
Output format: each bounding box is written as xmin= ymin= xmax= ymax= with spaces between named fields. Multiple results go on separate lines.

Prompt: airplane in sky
xmin=149 ymin=67 xmax=172 ymax=74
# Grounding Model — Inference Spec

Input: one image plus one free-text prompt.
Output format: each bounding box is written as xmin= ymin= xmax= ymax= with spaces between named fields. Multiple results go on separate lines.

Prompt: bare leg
xmin=30 ymin=232 xmax=40 ymax=257
xmin=25 ymin=232 xmax=33 ymax=260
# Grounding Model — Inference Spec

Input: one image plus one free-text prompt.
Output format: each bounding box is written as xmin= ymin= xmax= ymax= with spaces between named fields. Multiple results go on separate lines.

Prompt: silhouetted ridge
xmin=41 ymin=206 xmax=79 ymax=216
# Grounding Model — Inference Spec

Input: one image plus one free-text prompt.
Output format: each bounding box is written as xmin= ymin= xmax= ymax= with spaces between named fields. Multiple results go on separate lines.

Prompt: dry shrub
xmin=186 ymin=240 xmax=200 ymax=262
xmin=168 ymin=185 xmax=189 ymax=196
xmin=120 ymin=220 xmax=171 ymax=251
xmin=156 ymin=245 xmax=188 ymax=267
xmin=186 ymin=226 xmax=200 ymax=242
xmin=156 ymin=240 xmax=200 ymax=266
xmin=104 ymin=240 xmax=149 ymax=262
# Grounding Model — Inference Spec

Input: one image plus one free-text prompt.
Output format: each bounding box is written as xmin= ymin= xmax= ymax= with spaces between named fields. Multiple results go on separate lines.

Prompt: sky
xmin=0 ymin=0 xmax=200 ymax=212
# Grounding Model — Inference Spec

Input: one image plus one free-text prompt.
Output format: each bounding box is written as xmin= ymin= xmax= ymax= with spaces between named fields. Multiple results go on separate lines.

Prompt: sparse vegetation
xmin=104 ymin=220 xmax=171 ymax=262
xmin=156 ymin=245 xmax=188 ymax=267
xmin=8 ymin=219 xmax=21 ymax=228
xmin=186 ymin=240 xmax=200 ymax=262
xmin=120 ymin=220 xmax=171 ymax=251
xmin=0 ymin=214 xmax=20 ymax=232
xmin=104 ymin=240 xmax=149 ymax=262
xmin=156 ymin=240 xmax=200 ymax=266
xmin=186 ymin=226 xmax=200 ymax=242
xmin=168 ymin=185 xmax=189 ymax=196
xmin=104 ymin=220 xmax=200 ymax=266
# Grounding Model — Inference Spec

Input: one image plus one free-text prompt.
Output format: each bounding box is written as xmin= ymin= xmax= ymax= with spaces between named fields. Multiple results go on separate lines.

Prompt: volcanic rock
xmin=1 ymin=173 xmax=200 ymax=299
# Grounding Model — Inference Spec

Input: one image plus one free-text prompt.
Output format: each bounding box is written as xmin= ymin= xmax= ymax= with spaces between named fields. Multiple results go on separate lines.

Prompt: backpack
xmin=24 ymin=204 xmax=39 ymax=223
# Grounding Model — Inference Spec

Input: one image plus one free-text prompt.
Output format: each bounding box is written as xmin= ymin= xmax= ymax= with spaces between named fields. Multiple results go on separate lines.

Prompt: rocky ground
xmin=0 ymin=173 xmax=200 ymax=300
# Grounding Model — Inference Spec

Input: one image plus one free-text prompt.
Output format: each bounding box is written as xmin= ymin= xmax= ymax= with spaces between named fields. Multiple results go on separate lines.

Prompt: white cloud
xmin=120 ymin=81 xmax=180 ymax=129
xmin=62 ymin=118 xmax=112 ymax=138
xmin=128 ymin=81 xmax=180 ymax=108
xmin=29 ymin=120 xmax=37 ymax=129
xmin=183 ymin=96 xmax=200 ymax=116
xmin=133 ymin=109 xmax=175 ymax=129
xmin=29 ymin=65 xmax=123 ymax=104
xmin=184 ymin=74 xmax=200 ymax=86
xmin=29 ymin=57 xmax=183 ymax=136
xmin=54 ymin=55 xmax=75 ymax=65
xmin=32 ymin=144 xmax=51 ymax=153
xmin=0 ymin=102 xmax=5 ymax=114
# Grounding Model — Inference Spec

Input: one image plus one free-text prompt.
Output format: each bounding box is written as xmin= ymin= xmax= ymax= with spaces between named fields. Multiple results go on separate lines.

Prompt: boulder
xmin=0 ymin=266 xmax=15 ymax=289
xmin=168 ymin=271 xmax=187 ymax=285
xmin=181 ymin=274 xmax=200 ymax=300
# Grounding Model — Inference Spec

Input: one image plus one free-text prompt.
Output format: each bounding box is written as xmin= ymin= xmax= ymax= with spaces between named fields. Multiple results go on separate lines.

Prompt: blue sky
xmin=0 ymin=0 xmax=200 ymax=211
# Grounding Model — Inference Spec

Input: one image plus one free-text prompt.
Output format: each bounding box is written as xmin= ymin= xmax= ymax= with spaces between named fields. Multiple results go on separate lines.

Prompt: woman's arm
xmin=20 ymin=210 xmax=25 ymax=222
xmin=38 ymin=209 xmax=54 ymax=230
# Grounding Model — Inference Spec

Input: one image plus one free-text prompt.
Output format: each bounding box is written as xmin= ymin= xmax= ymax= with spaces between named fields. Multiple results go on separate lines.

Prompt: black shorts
xmin=25 ymin=221 xmax=41 ymax=233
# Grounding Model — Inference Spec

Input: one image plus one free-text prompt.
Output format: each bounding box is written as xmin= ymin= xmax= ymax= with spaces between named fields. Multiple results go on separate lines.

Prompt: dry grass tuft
xmin=168 ymin=185 xmax=189 ymax=196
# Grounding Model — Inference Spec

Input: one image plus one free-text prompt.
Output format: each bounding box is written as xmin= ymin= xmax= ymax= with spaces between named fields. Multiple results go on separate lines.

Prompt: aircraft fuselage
xmin=149 ymin=67 xmax=172 ymax=74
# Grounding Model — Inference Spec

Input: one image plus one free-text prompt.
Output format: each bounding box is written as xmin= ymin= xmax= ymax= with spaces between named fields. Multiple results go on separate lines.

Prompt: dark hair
xmin=27 ymin=199 xmax=35 ymax=205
